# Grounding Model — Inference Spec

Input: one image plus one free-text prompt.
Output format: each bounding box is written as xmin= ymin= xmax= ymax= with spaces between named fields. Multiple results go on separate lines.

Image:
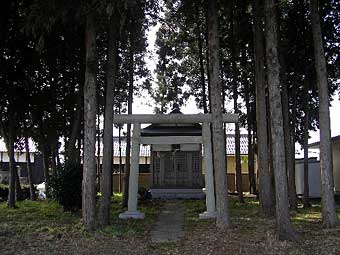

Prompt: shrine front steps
xmin=149 ymin=188 xmax=205 ymax=199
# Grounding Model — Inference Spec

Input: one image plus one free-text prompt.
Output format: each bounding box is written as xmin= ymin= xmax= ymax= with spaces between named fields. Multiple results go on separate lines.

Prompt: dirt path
xmin=150 ymin=200 xmax=185 ymax=243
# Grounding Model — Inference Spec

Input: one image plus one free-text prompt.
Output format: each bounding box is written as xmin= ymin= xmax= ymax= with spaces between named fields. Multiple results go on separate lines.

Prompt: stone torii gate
xmin=113 ymin=113 xmax=238 ymax=220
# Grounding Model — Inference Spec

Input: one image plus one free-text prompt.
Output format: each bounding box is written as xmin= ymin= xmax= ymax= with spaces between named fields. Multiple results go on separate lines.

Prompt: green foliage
xmin=48 ymin=164 xmax=82 ymax=210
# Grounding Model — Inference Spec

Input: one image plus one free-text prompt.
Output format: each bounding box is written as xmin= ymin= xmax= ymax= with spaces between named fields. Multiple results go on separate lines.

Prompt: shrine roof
xmin=140 ymin=105 xmax=203 ymax=136
xmin=141 ymin=123 xmax=202 ymax=137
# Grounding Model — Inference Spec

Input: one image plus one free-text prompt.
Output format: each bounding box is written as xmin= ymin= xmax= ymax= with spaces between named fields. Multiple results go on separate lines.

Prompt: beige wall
xmin=112 ymin=173 xmax=151 ymax=192
xmin=202 ymin=155 xmax=253 ymax=174
xmin=226 ymin=155 xmax=250 ymax=174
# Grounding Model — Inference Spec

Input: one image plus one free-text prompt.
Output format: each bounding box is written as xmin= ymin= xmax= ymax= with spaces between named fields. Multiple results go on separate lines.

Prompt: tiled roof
xmin=111 ymin=134 xmax=248 ymax=156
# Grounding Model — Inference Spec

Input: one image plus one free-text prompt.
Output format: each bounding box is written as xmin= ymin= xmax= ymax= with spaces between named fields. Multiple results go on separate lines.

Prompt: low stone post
xmin=119 ymin=123 xmax=145 ymax=219
xmin=199 ymin=122 xmax=217 ymax=219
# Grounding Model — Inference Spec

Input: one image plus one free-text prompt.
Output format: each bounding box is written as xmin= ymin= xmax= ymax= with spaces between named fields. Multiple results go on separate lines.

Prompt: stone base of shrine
xmin=119 ymin=211 xmax=145 ymax=219
xmin=150 ymin=188 xmax=205 ymax=199
xmin=199 ymin=211 xmax=217 ymax=219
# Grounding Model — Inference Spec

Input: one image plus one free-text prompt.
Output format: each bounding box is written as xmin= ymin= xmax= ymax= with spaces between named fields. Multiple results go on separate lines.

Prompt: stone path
xmin=150 ymin=200 xmax=185 ymax=243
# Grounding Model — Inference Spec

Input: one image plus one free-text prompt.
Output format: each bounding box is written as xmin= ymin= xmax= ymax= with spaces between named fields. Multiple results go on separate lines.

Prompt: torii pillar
xmin=119 ymin=123 xmax=144 ymax=219
xmin=199 ymin=122 xmax=216 ymax=219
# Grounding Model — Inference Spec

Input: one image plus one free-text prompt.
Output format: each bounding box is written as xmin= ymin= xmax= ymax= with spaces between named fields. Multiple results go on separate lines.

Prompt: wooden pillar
xmin=119 ymin=123 xmax=144 ymax=219
xmin=200 ymin=122 xmax=217 ymax=219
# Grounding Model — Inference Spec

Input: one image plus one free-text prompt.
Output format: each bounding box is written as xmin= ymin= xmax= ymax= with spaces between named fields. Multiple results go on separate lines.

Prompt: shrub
xmin=0 ymin=185 xmax=8 ymax=201
xmin=0 ymin=184 xmax=31 ymax=202
xmin=138 ymin=187 xmax=152 ymax=200
xmin=48 ymin=163 xmax=82 ymax=211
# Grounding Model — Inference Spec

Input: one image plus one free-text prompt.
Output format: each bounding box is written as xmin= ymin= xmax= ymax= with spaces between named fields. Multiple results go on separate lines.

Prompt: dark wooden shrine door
xmin=152 ymin=151 xmax=201 ymax=188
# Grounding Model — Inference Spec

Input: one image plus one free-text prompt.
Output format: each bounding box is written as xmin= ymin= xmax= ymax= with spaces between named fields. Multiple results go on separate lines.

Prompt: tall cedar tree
xmin=122 ymin=32 xmax=134 ymax=208
xmin=230 ymin=3 xmax=244 ymax=203
xmin=310 ymin=0 xmax=339 ymax=228
xmin=25 ymin=135 xmax=36 ymax=200
xmin=207 ymin=0 xmax=231 ymax=229
xmin=264 ymin=0 xmax=299 ymax=241
xmin=253 ymin=0 xmax=274 ymax=216
xmin=302 ymin=76 xmax=311 ymax=208
xmin=279 ymin=38 xmax=297 ymax=210
xmin=7 ymin=118 xmax=16 ymax=208
xmin=82 ymin=10 xmax=98 ymax=231
xmin=99 ymin=12 xmax=119 ymax=226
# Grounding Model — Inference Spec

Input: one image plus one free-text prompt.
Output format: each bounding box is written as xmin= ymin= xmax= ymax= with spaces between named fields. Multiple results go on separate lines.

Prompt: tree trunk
xmin=230 ymin=7 xmax=244 ymax=203
xmin=65 ymin=86 xmax=83 ymax=165
xmin=82 ymin=11 xmax=98 ymax=231
xmin=280 ymin=57 xmax=297 ymax=210
xmin=244 ymin=80 xmax=256 ymax=194
xmin=77 ymin=137 xmax=82 ymax=166
xmin=310 ymin=0 xmax=339 ymax=228
xmin=50 ymin=143 xmax=57 ymax=176
xmin=99 ymin=16 xmax=118 ymax=226
xmin=266 ymin=98 xmax=277 ymax=207
xmin=253 ymin=0 xmax=274 ymax=216
xmin=25 ymin=136 xmax=36 ymax=200
xmin=66 ymin=37 xmax=85 ymax=166
xmin=207 ymin=0 xmax=231 ymax=229
xmin=7 ymin=120 xmax=16 ymax=208
xmin=42 ymin=143 xmax=50 ymax=193
xmin=264 ymin=0 xmax=299 ymax=241
xmin=122 ymin=31 xmax=134 ymax=208
xmin=119 ymin=124 xmax=123 ymax=192
xmin=96 ymin=108 xmax=101 ymax=187
xmin=302 ymin=78 xmax=311 ymax=208
xmin=241 ymin=47 xmax=256 ymax=195
xmin=13 ymin=155 xmax=23 ymax=201
xmin=291 ymin=79 xmax=298 ymax=208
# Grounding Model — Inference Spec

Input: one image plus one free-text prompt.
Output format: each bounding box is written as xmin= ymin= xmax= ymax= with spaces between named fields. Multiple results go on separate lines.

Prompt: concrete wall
xmin=295 ymin=158 xmax=321 ymax=198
